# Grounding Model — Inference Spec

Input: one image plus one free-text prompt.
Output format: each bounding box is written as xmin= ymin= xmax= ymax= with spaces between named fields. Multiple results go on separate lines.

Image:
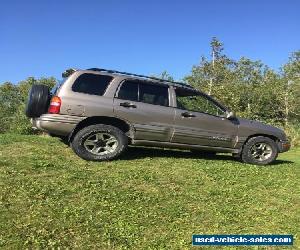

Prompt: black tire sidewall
xmin=25 ymin=84 xmax=50 ymax=118
xmin=241 ymin=136 xmax=278 ymax=165
xmin=71 ymin=124 xmax=128 ymax=161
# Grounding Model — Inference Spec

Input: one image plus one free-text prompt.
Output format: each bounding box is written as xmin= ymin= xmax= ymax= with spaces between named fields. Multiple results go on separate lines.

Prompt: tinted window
xmin=117 ymin=81 xmax=169 ymax=106
xmin=139 ymin=83 xmax=169 ymax=106
xmin=72 ymin=73 xmax=112 ymax=96
xmin=176 ymin=89 xmax=225 ymax=116
xmin=117 ymin=81 xmax=138 ymax=101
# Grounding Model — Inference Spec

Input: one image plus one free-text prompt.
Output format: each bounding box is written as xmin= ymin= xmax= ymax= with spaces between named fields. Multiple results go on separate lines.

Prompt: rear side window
xmin=117 ymin=80 xmax=169 ymax=106
xmin=139 ymin=83 xmax=169 ymax=106
xmin=117 ymin=81 xmax=138 ymax=102
xmin=72 ymin=73 xmax=113 ymax=96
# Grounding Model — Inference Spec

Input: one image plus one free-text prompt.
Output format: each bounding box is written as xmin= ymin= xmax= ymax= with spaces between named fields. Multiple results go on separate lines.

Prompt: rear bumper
xmin=31 ymin=114 xmax=85 ymax=136
xmin=278 ymin=140 xmax=291 ymax=153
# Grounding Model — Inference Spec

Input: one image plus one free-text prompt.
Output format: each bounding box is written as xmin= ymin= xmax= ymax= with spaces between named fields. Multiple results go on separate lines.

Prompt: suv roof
xmin=63 ymin=68 xmax=195 ymax=90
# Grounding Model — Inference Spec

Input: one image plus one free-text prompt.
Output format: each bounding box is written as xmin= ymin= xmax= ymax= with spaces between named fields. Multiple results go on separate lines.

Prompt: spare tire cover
xmin=25 ymin=84 xmax=50 ymax=118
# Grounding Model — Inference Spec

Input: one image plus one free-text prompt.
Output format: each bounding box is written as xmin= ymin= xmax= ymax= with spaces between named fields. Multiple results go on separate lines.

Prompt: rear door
xmin=172 ymin=88 xmax=238 ymax=148
xmin=113 ymin=80 xmax=175 ymax=142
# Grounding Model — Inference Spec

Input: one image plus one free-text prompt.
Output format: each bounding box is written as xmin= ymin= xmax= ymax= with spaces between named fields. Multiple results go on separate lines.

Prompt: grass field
xmin=0 ymin=134 xmax=299 ymax=249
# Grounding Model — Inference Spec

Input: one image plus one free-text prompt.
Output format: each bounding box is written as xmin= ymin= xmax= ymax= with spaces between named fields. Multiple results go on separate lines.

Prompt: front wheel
xmin=241 ymin=136 xmax=278 ymax=165
xmin=71 ymin=124 xmax=128 ymax=161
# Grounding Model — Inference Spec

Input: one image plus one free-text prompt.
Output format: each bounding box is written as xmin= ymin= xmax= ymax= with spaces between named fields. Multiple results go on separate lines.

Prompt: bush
xmin=286 ymin=123 xmax=300 ymax=147
xmin=0 ymin=77 xmax=56 ymax=135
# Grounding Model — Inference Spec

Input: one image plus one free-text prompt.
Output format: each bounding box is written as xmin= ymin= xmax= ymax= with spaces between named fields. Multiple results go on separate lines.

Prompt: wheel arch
xmin=68 ymin=116 xmax=134 ymax=143
xmin=241 ymin=133 xmax=280 ymax=152
xmin=245 ymin=133 xmax=280 ymax=143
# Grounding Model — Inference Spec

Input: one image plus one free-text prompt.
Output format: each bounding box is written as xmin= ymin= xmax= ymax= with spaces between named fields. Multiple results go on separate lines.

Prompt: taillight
xmin=48 ymin=96 xmax=61 ymax=114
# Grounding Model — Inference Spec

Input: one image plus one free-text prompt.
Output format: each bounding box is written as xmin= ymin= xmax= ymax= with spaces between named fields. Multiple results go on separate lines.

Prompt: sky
xmin=0 ymin=0 xmax=299 ymax=83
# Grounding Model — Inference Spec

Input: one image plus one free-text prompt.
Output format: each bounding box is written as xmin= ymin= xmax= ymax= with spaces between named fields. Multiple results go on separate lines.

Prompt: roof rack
xmin=86 ymin=68 xmax=191 ymax=86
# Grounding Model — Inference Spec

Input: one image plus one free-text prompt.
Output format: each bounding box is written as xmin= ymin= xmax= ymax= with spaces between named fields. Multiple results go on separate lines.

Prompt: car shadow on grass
xmin=57 ymin=138 xmax=293 ymax=165
xmin=268 ymin=159 xmax=294 ymax=165
xmin=119 ymin=146 xmax=294 ymax=165
xmin=120 ymin=146 xmax=235 ymax=161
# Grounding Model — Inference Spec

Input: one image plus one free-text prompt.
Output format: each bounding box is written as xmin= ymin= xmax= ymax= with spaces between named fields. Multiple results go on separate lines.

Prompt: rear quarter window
xmin=51 ymin=79 xmax=65 ymax=95
xmin=72 ymin=73 xmax=113 ymax=96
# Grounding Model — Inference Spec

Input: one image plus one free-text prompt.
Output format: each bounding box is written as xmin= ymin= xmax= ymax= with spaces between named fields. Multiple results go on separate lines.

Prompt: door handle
xmin=181 ymin=112 xmax=195 ymax=118
xmin=120 ymin=102 xmax=137 ymax=108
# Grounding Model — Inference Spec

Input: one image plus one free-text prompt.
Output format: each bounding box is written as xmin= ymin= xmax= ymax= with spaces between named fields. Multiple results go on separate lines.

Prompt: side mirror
xmin=226 ymin=111 xmax=236 ymax=119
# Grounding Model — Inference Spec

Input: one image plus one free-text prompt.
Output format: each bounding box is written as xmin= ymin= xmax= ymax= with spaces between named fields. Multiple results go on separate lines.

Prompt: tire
xmin=71 ymin=124 xmax=128 ymax=161
xmin=241 ymin=136 xmax=278 ymax=165
xmin=25 ymin=84 xmax=51 ymax=118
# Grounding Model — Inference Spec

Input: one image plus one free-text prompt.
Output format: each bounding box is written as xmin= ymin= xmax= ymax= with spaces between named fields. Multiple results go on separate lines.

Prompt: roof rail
xmin=86 ymin=68 xmax=190 ymax=86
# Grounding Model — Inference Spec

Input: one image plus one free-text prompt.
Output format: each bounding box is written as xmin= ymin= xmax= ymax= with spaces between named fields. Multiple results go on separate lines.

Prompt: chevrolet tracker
xmin=25 ymin=68 xmax=290 ymax=165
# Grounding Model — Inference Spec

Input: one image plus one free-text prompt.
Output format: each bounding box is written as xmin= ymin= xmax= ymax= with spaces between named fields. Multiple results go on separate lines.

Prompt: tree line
xmin=0 ymin=38 xmax=299 ymax=145
xmin=164 ymin=38 xmax=300 ymax=145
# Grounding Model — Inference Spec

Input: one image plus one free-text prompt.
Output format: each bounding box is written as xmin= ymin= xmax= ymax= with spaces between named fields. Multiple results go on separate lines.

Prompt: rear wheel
xmin=71 ymin=124 xmax=128 ymax=161
xmin=241 ymin=136 xmax=278 ymax=165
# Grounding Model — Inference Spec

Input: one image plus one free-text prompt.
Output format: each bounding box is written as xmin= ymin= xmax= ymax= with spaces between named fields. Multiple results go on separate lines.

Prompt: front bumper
xmin=278 ymin=140 xmax=291 ymax=153
xmin=31 ymin=114 xmax=85 ymax=136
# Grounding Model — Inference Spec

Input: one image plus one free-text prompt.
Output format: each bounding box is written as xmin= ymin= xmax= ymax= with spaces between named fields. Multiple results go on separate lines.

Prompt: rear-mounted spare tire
xmin=25 ymin=84 xmax=51 ymax=118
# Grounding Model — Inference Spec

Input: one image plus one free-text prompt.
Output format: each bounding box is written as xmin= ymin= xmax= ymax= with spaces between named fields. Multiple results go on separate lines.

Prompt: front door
xmin=171 ymin=88 xmax=238 ymax=148
xmin=113 ymin=80 xmax=175 ymax=142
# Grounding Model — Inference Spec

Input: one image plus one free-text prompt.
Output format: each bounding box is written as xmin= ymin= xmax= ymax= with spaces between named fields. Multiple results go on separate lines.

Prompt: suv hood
xmin=237 ymin=118 xmax=287 ymax=141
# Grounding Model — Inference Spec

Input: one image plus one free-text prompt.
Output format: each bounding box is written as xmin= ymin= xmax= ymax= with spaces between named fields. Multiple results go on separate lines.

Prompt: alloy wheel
xmin=83 ymin=132 xmax=118 ymax=156
xmin=250 ymin=142 xmax=273 ymax=162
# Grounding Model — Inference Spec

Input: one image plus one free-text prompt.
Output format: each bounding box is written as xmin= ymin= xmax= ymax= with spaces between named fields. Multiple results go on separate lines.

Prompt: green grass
xmin=0 ymin=134 xmax=299 ymax=249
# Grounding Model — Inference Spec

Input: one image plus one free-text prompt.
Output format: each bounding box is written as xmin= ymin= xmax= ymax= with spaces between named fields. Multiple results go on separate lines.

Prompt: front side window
xmin=117 ymin=80 xmax=169 ymax=106
xmin=176 ymin=88 xmax=225 ymax=116
xmin=72 ymin=73 xmax=113 ymax=96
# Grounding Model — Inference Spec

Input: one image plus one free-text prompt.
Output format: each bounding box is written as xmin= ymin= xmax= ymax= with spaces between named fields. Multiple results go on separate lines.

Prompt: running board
xmin=132 ymin=140 xmax=239 ymax=153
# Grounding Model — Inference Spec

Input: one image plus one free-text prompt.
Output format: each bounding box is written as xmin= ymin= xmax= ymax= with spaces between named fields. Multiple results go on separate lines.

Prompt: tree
xmin=282 ymin=51 xmax=300 ymax=126
xmin=152 ymin=71 xmax=174 ymax=81
xmin=208 ymin=37 xmax=225 ymax=95
xmin=0 ymin=82 xmax=21 ymax=133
